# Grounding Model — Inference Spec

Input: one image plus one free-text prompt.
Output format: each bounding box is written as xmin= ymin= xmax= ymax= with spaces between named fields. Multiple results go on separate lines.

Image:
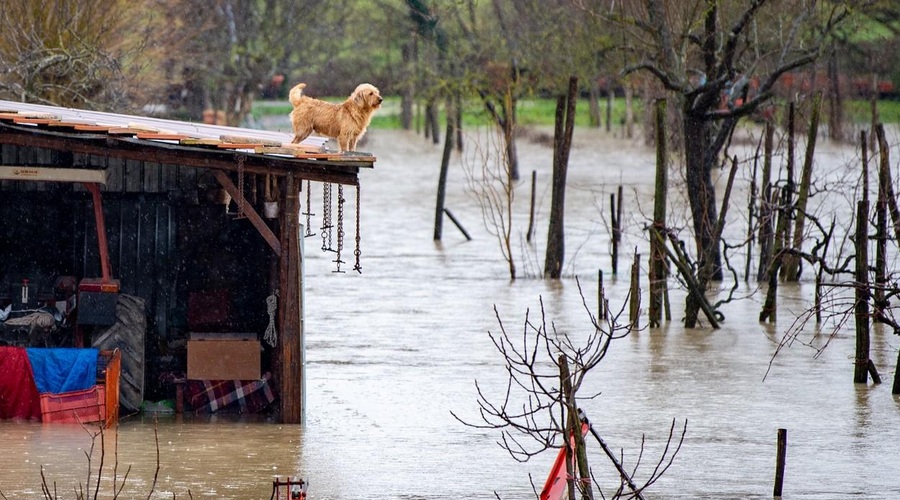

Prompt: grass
xmin=253 ymin=96 xmax=898 ymax=130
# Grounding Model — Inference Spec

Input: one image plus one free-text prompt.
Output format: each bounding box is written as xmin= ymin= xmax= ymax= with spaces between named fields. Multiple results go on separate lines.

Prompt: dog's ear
xmin=354 ymin=90 xmax=365 ymax=107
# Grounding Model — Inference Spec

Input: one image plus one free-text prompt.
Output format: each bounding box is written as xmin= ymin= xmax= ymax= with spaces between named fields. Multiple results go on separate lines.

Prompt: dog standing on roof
xmin=288 ymin=82 xmax=383 ymax=152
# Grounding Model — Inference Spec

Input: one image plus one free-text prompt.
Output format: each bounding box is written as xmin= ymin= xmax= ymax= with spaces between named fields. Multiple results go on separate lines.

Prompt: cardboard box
xmin=187 ymin=339 xmax=260 ymax=380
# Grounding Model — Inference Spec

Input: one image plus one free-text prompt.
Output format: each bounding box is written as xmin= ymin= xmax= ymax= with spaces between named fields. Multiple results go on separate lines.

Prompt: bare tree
xmin=453 ymin=279 xmax=685 ymax=498
xmin=463 ymin=128 xmax=518 ymax=279
xmin=575 ymin=0 xmax=860 ymax=327
xmin=160 ymin=0 xmax=331 ymax=126
xmin=0 ymin=0 xmax=149 ymax=110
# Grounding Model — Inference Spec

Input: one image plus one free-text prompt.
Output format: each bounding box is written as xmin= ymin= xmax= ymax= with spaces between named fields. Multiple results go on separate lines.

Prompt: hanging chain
xmin=353 ymin=184 xmax=362 ymax=273
xmin=235 ymin=154 xmax=247 ymax=219
xmin=321 ymin=182 xmax=334 ymax=252
xmin=333 ymin=185 xmax=345 ymax=273
xmin=263 ymin=291 xmax=278 ymax=347
xmin=303 ymin=179 xmax=315 ymax=238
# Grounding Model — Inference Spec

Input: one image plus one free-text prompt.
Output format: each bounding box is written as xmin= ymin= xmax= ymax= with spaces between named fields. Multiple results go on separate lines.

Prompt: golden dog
xmin=289 ymin=83 xmax=382 ymax=152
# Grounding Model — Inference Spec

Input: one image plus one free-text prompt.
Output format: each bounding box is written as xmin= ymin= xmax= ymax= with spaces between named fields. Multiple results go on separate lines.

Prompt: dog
xmin=289 ymin=82 xmax=383 ymax=152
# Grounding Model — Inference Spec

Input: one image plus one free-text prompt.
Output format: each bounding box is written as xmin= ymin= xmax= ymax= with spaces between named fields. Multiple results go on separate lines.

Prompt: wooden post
xmin=649 ymin=99 xmax=667 ymax=328
xmin=527 ymin=170 xmax=537 ymax=243
xmin=785 ymin=94 xmax=821 ymax=281
xmin=610 ymin=192 xmax=619 ymax=274
xmin=442 ymin=208 xmax=472 ymax=241
xmin=774 ymin=428 xmax=787 ymax=497
xmin=874 ymin=198 xmax=887 ymax=323
xmin=778 ymin=103 xmax=796 ymax=281
xmin=278 ymin=173 xmax=304 ymax=424
xmin=757 ymin=121 xmax=775 ymax=282
xmin=597 ymin=269 xmax=607 ymax=321
xmin=854 ymin=200 xmax=870 ymax=384
xmin=559 ymin=356 xmax=593 ymax=500
xmin=875 ymin=124 xmax=900 ymax=255
xmin=630 ymin=250 xmax=640 ymax=328
xmin=433 ymin=99 xmax=455 ymax=241
xmin=745 ymin=139 xmax=759 ymax=282
xmin=892 ymin=347 xmax=900 ymax=394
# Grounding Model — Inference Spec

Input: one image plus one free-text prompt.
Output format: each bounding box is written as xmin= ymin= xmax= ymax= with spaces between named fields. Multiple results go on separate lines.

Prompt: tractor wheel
xmin=92 ymin=294 xmax=146 ymax=414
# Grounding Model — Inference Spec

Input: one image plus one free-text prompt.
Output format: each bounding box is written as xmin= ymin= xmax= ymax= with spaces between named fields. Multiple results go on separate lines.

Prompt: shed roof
xmin=0 ymin=99 xmax=373 ymax=186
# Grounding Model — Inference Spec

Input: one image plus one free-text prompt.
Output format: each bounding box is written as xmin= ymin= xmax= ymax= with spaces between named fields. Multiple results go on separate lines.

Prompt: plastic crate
xmin=40 ymin=385 xmax=106 ymax=424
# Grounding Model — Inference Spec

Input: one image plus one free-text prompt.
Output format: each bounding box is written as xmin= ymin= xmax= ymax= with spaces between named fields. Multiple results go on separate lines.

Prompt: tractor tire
xmin=91 ymin=294 xmax=146 ymax=414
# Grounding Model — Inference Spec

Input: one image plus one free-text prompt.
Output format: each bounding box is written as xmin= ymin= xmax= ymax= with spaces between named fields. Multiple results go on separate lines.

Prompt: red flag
xmin=539 ymin=422 xmax=589 ymax=500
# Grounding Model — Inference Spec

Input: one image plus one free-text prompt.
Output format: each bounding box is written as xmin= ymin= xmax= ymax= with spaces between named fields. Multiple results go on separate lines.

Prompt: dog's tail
xmin=288 ymin=83 xmax=307 ymax=107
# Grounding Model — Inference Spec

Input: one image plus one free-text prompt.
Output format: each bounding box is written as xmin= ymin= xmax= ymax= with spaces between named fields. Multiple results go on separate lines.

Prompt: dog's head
xmin=351 ymin=83 xmax=383 ymax=111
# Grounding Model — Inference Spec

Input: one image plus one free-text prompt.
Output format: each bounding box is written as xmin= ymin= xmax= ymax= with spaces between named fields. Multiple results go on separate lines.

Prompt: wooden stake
xmin=649 ymin=99 xmax=668 ymax=328
xmin=785 ymin=93 xmax=821 ymax=281
xmin=630 ymin=250 xmax=640 ymax=328
xmin=610 ymin=192 xmax=619 ymax=275
xmin=526 ymin=170 xmax=537 ymax=243
xmin=598 ymin=269 xmax=607 ymax=321
xmin=854 ymin=200 xmax=870 ymax=384
xmin=757 ymin=121 xmax=775 ymax=282
xmin=774 ymin=428 xmax=787 ymax=497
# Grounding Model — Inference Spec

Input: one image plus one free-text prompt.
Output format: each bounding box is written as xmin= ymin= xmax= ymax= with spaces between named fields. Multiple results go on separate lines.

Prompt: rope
xmin=264 ymin=292 xmax=278 ymax=347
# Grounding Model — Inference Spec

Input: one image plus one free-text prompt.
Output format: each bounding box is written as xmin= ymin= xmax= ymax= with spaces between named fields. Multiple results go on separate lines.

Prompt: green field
xmin=253 ymin=96 xmax=899 ymax=130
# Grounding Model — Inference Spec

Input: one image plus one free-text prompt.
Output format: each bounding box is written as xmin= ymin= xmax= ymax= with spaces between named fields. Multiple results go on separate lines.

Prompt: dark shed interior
xmin=0 ymin=101 xmax=371 ymax=422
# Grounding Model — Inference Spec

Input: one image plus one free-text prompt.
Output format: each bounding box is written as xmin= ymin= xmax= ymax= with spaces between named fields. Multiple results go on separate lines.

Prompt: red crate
xmin=40 ymin=386 xmax=106 ymax=424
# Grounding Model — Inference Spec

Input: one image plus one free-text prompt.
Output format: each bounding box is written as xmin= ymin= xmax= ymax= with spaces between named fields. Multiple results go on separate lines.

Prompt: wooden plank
xmin=73 ymin=124 xmax=113 ymax=132
xmin=212 ymin=169 xmax=282 ymax=257
xmin=124 ymin=158 xmax=143 ymax=192
xmin=143 ymin=161 xmax=161 ymax=193
xmin=0 ymin=165 xmax=106 ymax=184
xmin=137 ymin=133 xmax=196 ymax=141
xmin=13 ymin=117 xmax=60 ymax=125
xmin=329 ymin=154 xmax=376 ymax=162
xmin=46 ymin=120 xmax=97 ymax=129
xmin=181 ymin=138 xmax=222 ymax=147
xmin=276 ymin=142 xmax=325 ymax=154
xmin=217 ymin=143 xmax=265 ymax=150
xmin=220 ymin=134 xmax=281 ymax=147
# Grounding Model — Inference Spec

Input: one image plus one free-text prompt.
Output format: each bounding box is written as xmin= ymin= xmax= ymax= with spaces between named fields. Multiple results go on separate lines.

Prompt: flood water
xmin=2 ymin=124 xmax=900 ymax=499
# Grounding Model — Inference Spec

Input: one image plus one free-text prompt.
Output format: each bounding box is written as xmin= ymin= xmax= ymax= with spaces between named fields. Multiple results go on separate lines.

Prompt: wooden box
xmin=187 ymin=339 xmax=260 ymax=380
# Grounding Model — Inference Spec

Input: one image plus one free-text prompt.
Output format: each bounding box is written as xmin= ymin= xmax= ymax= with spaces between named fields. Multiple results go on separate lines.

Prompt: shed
xmin=0 ymin=100 xmax=373 ymax=424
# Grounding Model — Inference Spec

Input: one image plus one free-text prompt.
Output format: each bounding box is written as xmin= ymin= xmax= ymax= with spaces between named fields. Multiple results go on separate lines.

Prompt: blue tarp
xmin=25 ymin=348 xmax=98 ymax=394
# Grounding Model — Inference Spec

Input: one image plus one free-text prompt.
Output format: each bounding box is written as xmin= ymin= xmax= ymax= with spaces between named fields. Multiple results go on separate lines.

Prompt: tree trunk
xmin=544 ymin=77 xmax=577 ymax=279
xmin=757 ymin=122 xmax=775 ymax=281
xmin=434 ymin=99 xmax=455 ymax=241
xmin=827 ymin=42 xmax=843 ymax=142
xmin=589 ymin=81 xmax=601 ymax=128
xmin=400 ymin=40 xmax=415 ymax=130
xmin=682 ymin=109 xmax=722 ymax=328
xmin=785 ymin=94 xmax=821 ymax=281
xmin=650 ymin=99 xmax=668 ymax=328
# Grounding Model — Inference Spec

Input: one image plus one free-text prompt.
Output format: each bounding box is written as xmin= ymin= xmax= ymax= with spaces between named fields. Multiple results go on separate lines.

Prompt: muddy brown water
xmin=1 ymin=125 xmax=899 ymax=499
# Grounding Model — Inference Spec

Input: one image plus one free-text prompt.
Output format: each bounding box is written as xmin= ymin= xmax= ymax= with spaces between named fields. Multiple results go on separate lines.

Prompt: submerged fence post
xmin=527 ymin=170 xmax=537 ymax=243
xmin=774 ymin=428 xmax=787 ymax=497
xmin=854 ymin=200 xmax=871 ymax=384
xmin=649 ymin=99 xmax=668 ymax=328
xmin=630 ymin=250 xmax=640 ymax=328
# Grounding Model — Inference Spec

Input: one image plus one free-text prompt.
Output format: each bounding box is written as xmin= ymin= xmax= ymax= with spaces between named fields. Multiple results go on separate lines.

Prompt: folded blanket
xmin=26 ymin=348 xmax=98 ymax=394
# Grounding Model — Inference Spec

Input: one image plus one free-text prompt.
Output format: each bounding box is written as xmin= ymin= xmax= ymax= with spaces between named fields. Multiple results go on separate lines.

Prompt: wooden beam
xmin=211 ymin=170 xmax=282 ymax=257
xmin=0 ymin=166 xmax=106 ymax=184
xmin=277 ymin=174 xmax=304 ymax=424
